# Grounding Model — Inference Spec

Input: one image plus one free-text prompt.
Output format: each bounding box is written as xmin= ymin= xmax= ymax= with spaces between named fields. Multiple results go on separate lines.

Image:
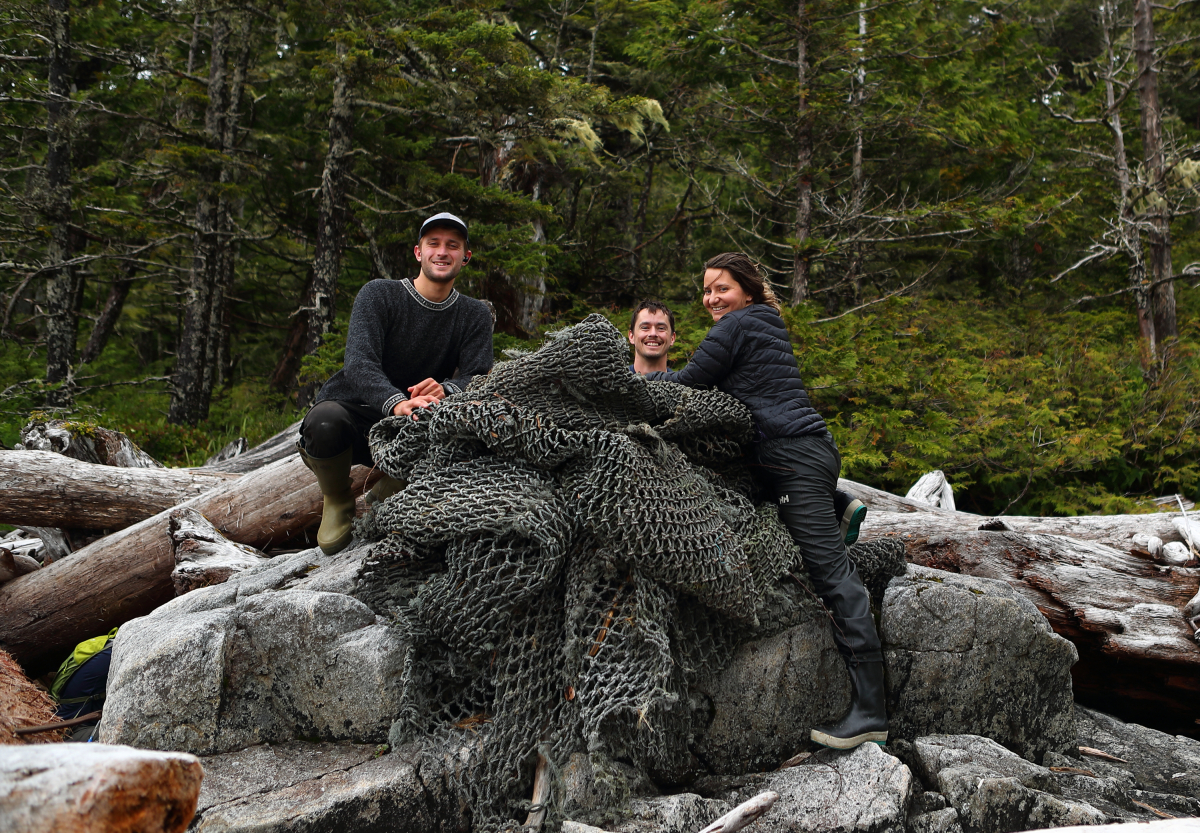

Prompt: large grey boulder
xmin=704 ymin=742 xmax=914 ymax=833
xmin=0 ymin=743 xmax=202 ymax=833
xmin=692 ymin=607 xmax=847 ymax=774
xmin=883 ymin=565 xmax=1078 ymax=758
xmin=911 ymin=735 xmax=1106 ymax=833
xmin=189 ymin=742 xmax=465 ymax=833
xmin=101 ymin=544 xmax=405 ymax=756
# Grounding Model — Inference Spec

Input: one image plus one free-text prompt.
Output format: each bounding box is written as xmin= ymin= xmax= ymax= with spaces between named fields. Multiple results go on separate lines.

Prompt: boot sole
xmin=843 ymin=504 xmax=868 ymax=546
xmin=810 ymin=728 xmax=888 ymax=749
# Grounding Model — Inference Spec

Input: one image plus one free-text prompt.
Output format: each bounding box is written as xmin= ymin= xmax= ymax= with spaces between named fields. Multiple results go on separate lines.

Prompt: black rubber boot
xmin=811 ymin=660 xmax=888 ymax=749
xmin=834 ymin=489 xmax=868 ymax=546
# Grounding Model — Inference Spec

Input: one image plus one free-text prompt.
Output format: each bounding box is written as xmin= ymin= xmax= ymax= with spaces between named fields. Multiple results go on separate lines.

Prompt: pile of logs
xmin=1 ymin=425 xmax=1197 ymax=736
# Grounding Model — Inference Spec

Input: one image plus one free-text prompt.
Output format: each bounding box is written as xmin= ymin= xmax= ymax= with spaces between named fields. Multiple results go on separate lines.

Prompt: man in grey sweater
xmin=298 ymin=212 xmax=494 ymax=554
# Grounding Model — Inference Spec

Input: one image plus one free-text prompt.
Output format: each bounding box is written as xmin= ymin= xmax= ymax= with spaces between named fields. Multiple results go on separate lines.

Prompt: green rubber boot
xmin=365 ymin=474 xmax=405 ymax=507
xmin=299 ymin=447 xmax=356 ymax=555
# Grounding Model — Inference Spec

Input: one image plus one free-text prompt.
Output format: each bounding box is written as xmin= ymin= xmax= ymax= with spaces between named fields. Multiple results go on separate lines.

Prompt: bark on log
xmin=170 ymin=508 xmax=268 ymax=596
xmin=843 ymin=478 xmax=1196 ymax=551
xmin=0 ymin=455 xmax=376 ymax=672
xmin=0 ymin=451 xmax=241 ymax=530
xmin=866 ymin=525 xmax=1200 ymax=734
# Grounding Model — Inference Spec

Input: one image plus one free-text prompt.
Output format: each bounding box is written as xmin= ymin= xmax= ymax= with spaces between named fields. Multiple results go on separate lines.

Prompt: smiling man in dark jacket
xmin=297 ymin=212 xmax=494 ymax=554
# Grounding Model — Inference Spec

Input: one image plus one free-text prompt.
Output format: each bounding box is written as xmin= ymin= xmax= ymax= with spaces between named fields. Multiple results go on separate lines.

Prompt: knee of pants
xmin=302 ymin=404 xmax=353 ymax=458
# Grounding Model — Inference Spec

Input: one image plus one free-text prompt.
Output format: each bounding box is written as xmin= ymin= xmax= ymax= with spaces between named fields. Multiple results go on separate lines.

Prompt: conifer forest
xmin=1 ymin=0 xmax=1198 ymax=517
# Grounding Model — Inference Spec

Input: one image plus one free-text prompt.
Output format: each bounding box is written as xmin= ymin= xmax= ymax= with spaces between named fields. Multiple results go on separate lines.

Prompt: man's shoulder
xmin=454 ymin=293 xmax=495 ymax=324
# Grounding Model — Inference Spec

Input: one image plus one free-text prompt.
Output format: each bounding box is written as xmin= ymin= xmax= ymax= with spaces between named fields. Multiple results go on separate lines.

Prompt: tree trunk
xmin=791 ymin=0 xmax=812 ymax=305
xmin=847 ymin=0 xmax=866 ymax=305
xmin=169 ymin=12 xmax=251 ymax=424
xmin=270 ymin=267 xmax=314 ymax=396
xmin=299 ymin=39 xmax=354 ymax=406
xmin=42 ymin=0 xmax=78 ymax=406
xmin=891 ymin=528 xmax=1200 ymax=735
xmin=0 ymin=454 xmax=378 ymax=672
xmin=80 ymin=266 xmax=136 ymax=365
xmin=0 ymin=450 xmax=240 ymax=530
xmin=1133 ymin=0 xmax=1177 ymax=343
xmin=169 ymin=12 xmax=230 ymax=426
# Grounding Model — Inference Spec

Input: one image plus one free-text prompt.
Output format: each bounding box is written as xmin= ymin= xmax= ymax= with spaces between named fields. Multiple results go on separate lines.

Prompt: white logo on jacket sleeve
xmin=778 ymin=494 xmax=790 ymax=504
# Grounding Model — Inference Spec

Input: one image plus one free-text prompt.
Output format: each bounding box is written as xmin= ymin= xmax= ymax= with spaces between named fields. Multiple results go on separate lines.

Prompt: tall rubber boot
xmin=365 ymin=474 xmax=405 ymax=507
xmin=810 ymin=660 xmax=888 ymax=749
xmin=299 ymin=447 xmax=356 ymax=555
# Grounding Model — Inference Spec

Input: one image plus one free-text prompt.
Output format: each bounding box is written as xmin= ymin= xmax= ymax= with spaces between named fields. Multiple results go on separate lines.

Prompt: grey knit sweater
xmin=315 ymin=278 xmax=494 ymax=415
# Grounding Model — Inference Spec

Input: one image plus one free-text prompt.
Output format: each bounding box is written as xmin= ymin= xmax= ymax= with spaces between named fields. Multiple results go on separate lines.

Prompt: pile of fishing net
xmin=353 ymin=314 xmax=897 ymax=832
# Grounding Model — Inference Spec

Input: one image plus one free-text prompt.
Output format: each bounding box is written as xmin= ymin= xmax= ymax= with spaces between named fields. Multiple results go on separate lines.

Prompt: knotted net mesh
xmin=353 ymin=314 xmax=895 ymax=831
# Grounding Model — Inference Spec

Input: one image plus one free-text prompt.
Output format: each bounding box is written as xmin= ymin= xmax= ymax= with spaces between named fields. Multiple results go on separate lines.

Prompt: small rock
xmin=610 ymin=793 xmax=731 ymax=833
xmin=912 ymin=735 xmax=1106 ymax=833
xmin=712 ymin=743 xmax=914 ymax=833
xmin=0 ymin=743 xmax=201 ymax=833
xmin=1075 ymin=706 xmax=1200 ymax=800
xmin=909 ymin=807 xmax=963 ymax=833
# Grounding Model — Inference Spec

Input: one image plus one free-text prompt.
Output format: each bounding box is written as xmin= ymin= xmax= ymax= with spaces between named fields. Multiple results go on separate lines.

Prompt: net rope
xmin=353 ymin=314 xmax=904 ymax=831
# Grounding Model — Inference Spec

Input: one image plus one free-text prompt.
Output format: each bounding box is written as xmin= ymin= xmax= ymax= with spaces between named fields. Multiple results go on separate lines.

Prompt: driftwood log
xmin=169 ymin=508 xmax=269 ymax=596
xmin=843 ymin=477 xmax=1198 ymax=551
xmin=0 ymin=450 xmax=241 ymax=530
xmin=0 ymin=455 xmax=377 ymax=673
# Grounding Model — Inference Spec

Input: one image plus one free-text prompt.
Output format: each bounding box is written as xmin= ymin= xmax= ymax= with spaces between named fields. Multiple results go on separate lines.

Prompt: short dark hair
xmin=704 ymin=252 xmax=781 ymax=312
xmin=629 ymin=300 xmax=675 ymax=333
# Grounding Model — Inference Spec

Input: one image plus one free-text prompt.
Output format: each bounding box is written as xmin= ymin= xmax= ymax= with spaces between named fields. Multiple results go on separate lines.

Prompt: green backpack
xmin=50 ymin=627 xmax=118 ymax=704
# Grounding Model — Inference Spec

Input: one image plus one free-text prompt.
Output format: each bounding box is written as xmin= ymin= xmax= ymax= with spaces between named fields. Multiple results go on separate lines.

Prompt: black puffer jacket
xmin=646 ymin=304 xmax=827 ymax=440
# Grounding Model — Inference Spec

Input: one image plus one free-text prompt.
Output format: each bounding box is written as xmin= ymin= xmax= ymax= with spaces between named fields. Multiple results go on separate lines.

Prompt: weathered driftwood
xmin=19 ymin=419 xmax=161 ymax=468
xmin=843 ymin=481 xmax=1198 ymax=552
xmin=200 ymin=420 xmax=301 ymax=474
xmin=870 ymin=526 xmax=1200 ymax=734
xmin=204 ymin=437 xmax=248 ymax=466
xmin=697 ymin=791 xmax=780 ymax=833
xmin=0 ymin=454 xmax=376 ymax=672
xmin=0 ymin=450 xmax=240 ymax=530
xmin=170 ymin=508 xmax=269 ymax=596
xmin=905 ymin=469 xmax=956 ymax=511
xmin=15 ymin=526 xmax=71 ymax=564
xmin=0 ymin=550 xmax=40 ymax=585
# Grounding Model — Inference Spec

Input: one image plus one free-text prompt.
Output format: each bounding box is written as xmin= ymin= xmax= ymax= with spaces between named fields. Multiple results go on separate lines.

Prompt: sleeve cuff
xmin=382 ymin=392 xmax=407 ymax=415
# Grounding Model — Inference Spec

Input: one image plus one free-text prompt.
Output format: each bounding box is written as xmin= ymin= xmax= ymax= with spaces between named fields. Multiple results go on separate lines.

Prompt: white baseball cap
xmin=419 ymin=212 xmax=469 ymax=242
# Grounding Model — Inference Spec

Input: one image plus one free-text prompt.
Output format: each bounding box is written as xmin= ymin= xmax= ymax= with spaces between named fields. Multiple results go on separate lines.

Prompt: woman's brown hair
xmin=703 ymin=252 xmax=782 ymax=313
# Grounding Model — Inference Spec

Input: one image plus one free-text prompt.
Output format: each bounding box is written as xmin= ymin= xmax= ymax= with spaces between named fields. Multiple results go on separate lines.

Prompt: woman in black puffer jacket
xmin=646 ymin=252 xmax=887 ymax=750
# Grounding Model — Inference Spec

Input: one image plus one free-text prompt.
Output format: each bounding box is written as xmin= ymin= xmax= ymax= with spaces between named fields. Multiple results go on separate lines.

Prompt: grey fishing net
xmin=353 ymin=314 xmax=896 ymax=832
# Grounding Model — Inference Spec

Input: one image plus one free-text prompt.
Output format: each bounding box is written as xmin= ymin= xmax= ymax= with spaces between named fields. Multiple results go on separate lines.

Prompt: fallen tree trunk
xmin=865 ymin=525 xmax=1200 ymax=735
xmin=843 ymin=478 xmax=1196 ymax=551
xmin=0 ymin=454 xmax=376 ymax=672
xmin=0 ymin=451 xmax=241 ymax=530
